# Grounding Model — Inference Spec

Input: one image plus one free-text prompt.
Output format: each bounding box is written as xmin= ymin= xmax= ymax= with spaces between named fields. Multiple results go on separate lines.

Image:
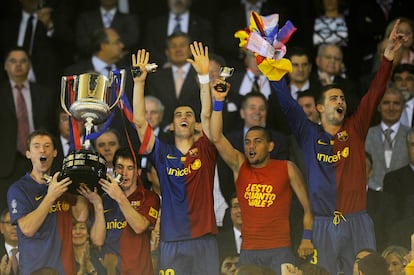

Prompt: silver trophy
xmin=214 ymin=66 xmax=234 ymax=92
xmin=59 ymin=70 xmax=126 ymax=193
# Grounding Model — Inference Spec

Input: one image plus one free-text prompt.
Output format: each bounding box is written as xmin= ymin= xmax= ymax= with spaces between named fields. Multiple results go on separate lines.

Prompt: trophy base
xmin=59 ymin=149 xmax=107 ymax=194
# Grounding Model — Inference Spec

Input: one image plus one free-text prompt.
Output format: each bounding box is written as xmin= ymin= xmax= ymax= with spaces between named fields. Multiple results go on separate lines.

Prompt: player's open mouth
xmin=249 ymin=151 xmax=256 ymax=157
xmin=180 ymin=121 xmax=189 ymax=127
xmin=336 ymin=107 xmax=343 ymax=114
xmin=40 ymin=156 xmax=47 ymax=162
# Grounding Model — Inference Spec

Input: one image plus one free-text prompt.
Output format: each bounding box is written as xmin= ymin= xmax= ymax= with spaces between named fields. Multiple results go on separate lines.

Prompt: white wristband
xmin=198 ymin=74 xmax=210 ymax=84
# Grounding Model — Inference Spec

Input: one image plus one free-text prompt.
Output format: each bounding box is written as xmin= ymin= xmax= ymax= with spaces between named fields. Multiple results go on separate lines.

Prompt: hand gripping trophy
xmin=58 ymin=69 xmax=126 ymax=193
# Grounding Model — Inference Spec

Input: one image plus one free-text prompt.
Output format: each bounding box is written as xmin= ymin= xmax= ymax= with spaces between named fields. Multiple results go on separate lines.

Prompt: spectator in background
xmin=93 ymin=128 xmax=122 ymax=177
xmin=75 ymin=0 xmax=139 ymax=59
xmin=297 ymin=90 xmax=321 ymax=124
xmin=392 ymin=64 xmax=414 ymax=128
xmin=0 ymin=47 xmax=54 ymax=211
xmin=145 ymin=32 xmax=203 ymax=131
xmin=143 ymin=0 xmax=214 ymax=66
xmin=220 ymin=255 xmax=239 ymax=275
xmin=383 ymin=128 xmax=414 ymax=249
xmin=382 ymin=245 xmax=409 ymax=275
xmin=0 ymin=0 xmax=74 ymax=90
xmin=357 ymin=252 xmax=389 ymax=275
xmin=312 ymin=0 xmax=349 ymax=64
xmin=0 ymin=209 xmax=18 ymax=275
xmin=217 ymin=194 xmax=242 ymax=260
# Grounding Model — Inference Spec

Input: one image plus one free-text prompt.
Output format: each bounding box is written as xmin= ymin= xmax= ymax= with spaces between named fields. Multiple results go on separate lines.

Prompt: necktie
xmin=173 ymin=15 xmax=182 ymax=33
xmin=175 ymin=67 xmax=184 ymax=98
xmin=383 ymin=128 xmax=393 ymax=150
xmin=103 ymin=12 xmax=112 ymax=28
xmin=251 ymin=75 xmax=260 ymax=93
xmin=105 ymin=65 xmax=112 ymax=77
xmin=23 ymin=14 xmax=34 ymax=54
xmin=16 ymin=85 xmax=30 ymax=155
xmin=10 ymin=247 xmax=18 ymax=274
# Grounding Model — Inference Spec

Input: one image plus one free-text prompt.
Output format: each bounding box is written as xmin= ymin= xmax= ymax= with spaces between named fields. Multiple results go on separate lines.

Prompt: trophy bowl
xmin=59 ymin=149 xmax=107 ymax=194
xmin=59 ymin=69 xmax=125 ymax=194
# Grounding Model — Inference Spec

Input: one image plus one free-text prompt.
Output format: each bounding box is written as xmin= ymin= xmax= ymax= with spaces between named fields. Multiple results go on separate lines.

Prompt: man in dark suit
xmin=0 ymin=0 xmax=74 ymax=91
xmin=145 ymin=32 xmax=202 ymax=130
xmin=143 ymin=0 xmax=214 ymax=66
xmin=75 ymin=0 xmax=139 ymax=59
xmin=0 ymin=47 xmax=54 ymax=211
xmin=382 ymin=128 xmax=414 ymax=248
xmin=0 ymin=208 xmax=18 ymax=275
xmin=217 ymin=194 xmax=242 ymax=261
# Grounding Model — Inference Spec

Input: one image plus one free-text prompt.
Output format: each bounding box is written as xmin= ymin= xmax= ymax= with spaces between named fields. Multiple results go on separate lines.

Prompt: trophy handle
xmin=108 ymin=69 xmax=126 ymax=110
xmin=60 ymin=75 xmax=73 ymax=116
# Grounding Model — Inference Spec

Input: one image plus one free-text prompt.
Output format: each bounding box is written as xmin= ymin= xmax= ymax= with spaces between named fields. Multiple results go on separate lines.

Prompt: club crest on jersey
xmin=337 ymin=130 xmax=348 ymax=141
xmin=11 ymin=199 xmax=17 ymax=214
xmin=189 ymin=148 xmax=198 ymax=157
xmin=149 ymin=207 xmax=159 ymax=219
xmin=131 ymin=200 xmax=141 ymax=210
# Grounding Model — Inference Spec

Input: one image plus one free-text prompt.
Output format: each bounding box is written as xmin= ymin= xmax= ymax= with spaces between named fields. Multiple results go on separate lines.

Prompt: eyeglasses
xmin=231 ymin=204 xmax=240 ymax=209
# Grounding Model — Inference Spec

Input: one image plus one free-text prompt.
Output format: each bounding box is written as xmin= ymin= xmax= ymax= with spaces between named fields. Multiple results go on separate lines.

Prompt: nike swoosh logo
xmin=166 ymin=154 xmax=177 ymax=159
xmin=35 ymin=195 xmax=43 ymax=201
xmin=317 ymin=140 xmax=328 ymax=145
xmin=103 ymin=209 xmax=112 ymax=214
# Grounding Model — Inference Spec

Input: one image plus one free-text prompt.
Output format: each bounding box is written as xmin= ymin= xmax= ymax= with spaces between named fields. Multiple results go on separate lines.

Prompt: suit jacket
xmin=0 ymin=11 xmax=71 ymax=91
xmin=143 ymin=13 xmax=214 ymax=65
xmin=383 ymin=165 xmax=414 ymax=222
xmin=0 ymin=81 xmax=54 ymax=178
xmin=75 ymin=9 xmax=139 ymax=57
xmin=216 ymin=227 xmax=238 ymax=261
xmin=145 ymin=66 xmax=201 ymax=129
xmin=365 ymin=124 xmax=410 ymax=191
xmin=217 ymin=129 xmax=290 ymax=204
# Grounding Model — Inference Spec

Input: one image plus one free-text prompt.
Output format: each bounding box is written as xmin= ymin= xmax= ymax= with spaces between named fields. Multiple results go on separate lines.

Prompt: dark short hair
xmin=241 ymin=92 xmax=268 ymax=110
xmin=297 ymin=89 xmax=317 ymax=101
xmin=392 ymin=63 xmax=414 ymax=81
xmin=358 ymin=252 xmax=389 ymax=275
xmin=287 ymin=46 xmax=312 ymax=61
xmin=113 ymin=147 xmax=136 ymax=167
xmin=166 ymin=31 xmax=191 ymax=49
xmin=246 ymin=126 xmax=272 ymax=142
xmin=316 ymin=84 xmax=343 ymax=105
xmin=0 ymin=208 xmax=9 ymax=222
xmin=93 ymin=128 xmax=122 ymax=150
xmin=209 ymin=53 xmax=227 ymax=67
xmin=26 ymin=129 xmax=57 ymax=151
xmin=89 ymin=28 xmax=110 ymax=55
xmin=4 ymin=46 xmax=30 ymax=62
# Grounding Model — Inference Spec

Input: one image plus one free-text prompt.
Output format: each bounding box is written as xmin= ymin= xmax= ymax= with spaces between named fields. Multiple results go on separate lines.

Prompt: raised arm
xmin=287 ymin=161 xmax=314 ymax=259
xmin=383 ymin=19 xmax=407 ymax=61
xmin=186 ymin=41 xmax=212 ymax=139
xmin=210 ymin=78 xmax=245 ymax=177
xmin=132 ymin=50 xmax=156 ymax=153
